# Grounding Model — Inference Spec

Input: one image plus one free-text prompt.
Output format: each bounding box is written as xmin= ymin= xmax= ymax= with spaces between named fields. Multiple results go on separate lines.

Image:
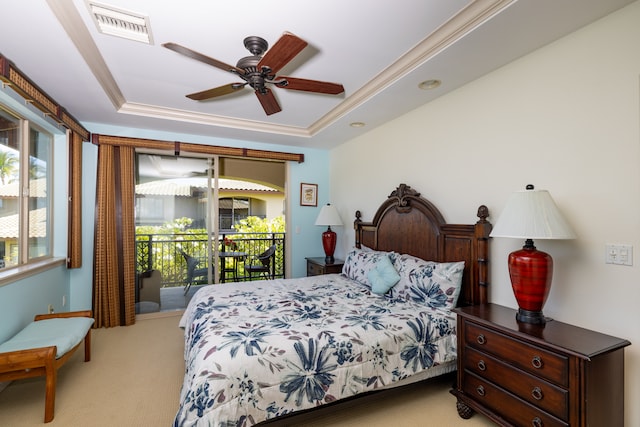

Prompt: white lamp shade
xmin=490 ymin=188 xmax=576 ymax=240
xmin=315 ymin=204 xmax=343 ymax=226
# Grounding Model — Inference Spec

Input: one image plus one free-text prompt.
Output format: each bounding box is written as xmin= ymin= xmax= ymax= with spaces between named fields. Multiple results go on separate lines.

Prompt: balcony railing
xmin=135 ymin=232 xmax=285 ymax=287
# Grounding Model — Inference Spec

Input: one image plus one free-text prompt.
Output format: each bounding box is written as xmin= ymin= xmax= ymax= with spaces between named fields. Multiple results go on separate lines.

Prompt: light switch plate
xmin=605 ymin=244 xmax=633 ymax=266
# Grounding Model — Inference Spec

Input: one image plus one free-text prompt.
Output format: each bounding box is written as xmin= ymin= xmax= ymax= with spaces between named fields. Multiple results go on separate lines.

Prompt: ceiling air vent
xmin=86 ymin=1 xmax=153 ymax=44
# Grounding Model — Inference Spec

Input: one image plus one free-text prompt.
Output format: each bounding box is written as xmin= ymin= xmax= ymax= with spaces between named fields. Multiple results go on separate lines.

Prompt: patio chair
xmin=245 ymin=245 xmax=277 ymax=280
xmin=179 ymin=249 xmax=209 ymax=295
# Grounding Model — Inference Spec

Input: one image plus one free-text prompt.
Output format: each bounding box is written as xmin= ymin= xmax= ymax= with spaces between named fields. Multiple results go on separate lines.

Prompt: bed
xmin=174 ymin=183 xmax=491 ymax=426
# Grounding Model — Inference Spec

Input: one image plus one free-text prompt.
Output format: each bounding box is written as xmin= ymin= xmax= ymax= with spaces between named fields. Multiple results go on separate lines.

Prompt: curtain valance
xmin=91 ymin=134 xmax=304 ymax=163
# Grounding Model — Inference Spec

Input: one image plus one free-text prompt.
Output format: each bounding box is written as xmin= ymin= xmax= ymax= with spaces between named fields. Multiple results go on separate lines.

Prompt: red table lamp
xmin=490 ymin=185 xmax=576 ymax=324
xmin=315 ymin=204 xmax=343 ymax=264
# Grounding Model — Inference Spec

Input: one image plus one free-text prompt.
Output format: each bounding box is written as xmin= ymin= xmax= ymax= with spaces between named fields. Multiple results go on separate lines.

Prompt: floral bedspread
xmin=174 ymin=274 xmax=457 ymax=427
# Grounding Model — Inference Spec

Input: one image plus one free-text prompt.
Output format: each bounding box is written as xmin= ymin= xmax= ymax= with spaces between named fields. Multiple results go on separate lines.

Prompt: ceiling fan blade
xmin=257 ymin=32 xmax=307 ymax=76
xmin=186 ymin=83 xmax=245 ymax=100
xmin=276 ymin=76 xmax=344 ymax=95
xmin=163 ymin=42 xmax=245 ymax=75
xmin=255 ymin=89 xmax=281 ymax=115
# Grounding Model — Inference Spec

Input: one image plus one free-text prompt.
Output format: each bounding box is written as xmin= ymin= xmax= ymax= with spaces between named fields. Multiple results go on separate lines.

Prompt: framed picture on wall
xmin=300 ymin=183 xmax=318 ymax=206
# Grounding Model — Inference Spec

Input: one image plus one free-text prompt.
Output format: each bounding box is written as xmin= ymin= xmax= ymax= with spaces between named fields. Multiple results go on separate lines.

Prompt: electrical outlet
xmin=48 ymin=304 xmax=55 ymax=314
xmin=62 ymin=295 xmax=67 ymax=307
xmin=605 ymin=244 xmax=633 ymax=266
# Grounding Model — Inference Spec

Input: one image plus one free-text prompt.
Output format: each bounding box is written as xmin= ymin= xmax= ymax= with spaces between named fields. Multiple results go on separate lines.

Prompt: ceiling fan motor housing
xmin=236 ymin=57 xmax=269 ymax=93
xmin=237 ymin=36 xmax=277 ymax=93
xmin=236 ymin=56 xmax=261 ymax=70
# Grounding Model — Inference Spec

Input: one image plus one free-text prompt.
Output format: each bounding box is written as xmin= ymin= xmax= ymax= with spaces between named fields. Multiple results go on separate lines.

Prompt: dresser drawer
xmin=464 ymin=346 xmax=569 ymax=421
xmin=463 ymin=371 xmax=569 ymax=427
xmin=307 ymin=262 xmax=324 ymax=276
xmin=306 ymin=258 xmax=344 ymax=276
xmin=465 ymin=321 xmax=569 ymax=387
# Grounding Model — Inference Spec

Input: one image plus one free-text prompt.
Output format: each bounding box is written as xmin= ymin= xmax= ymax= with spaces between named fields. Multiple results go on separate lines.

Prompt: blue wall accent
xmin=0 ymin=265 xmax=69 ymax=343
xmin=288 ymin=148 xmax=332 ymax=277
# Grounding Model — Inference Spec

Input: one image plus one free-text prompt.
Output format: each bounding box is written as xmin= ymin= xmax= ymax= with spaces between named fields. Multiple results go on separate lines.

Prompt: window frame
xmin=0 ymin=105 xmax=53 ymax=273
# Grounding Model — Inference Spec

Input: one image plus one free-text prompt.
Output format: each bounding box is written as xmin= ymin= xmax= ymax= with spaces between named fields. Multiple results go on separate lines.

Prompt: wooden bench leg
xmin=84 ymin=330 xmax=92 ymax=362
xmin=44 ymin=353 xmax=57 ymax=423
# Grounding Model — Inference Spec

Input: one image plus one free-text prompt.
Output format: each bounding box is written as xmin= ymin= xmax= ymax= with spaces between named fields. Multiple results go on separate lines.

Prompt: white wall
xmin=331 ymin=2 xmax=640 ymax=426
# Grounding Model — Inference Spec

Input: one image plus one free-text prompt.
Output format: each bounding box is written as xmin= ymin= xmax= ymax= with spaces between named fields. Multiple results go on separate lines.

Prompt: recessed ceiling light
xmin=350 ymin=122 xmax=366 ymax=128
xmin=418 ymin=79 xmax=441 ymax=90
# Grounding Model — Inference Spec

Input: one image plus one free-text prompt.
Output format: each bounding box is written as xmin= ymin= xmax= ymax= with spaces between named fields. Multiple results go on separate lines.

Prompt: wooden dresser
xmin=451 ymin=304 xmax=630 ymax=427
xmin=306 ymin=257 xmax=344 ymax=276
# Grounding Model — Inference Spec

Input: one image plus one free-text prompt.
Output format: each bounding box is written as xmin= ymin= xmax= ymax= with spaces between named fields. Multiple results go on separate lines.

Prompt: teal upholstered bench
xmin=0 ymin=311 xmax=94 ymax=423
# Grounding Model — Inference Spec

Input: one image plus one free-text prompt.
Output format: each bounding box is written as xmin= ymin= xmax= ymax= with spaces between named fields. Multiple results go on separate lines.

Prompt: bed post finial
xmin=477 ymin=205 xmax=489 ymax=223
xmin=354 ymin=210 xmax=362 ymax=247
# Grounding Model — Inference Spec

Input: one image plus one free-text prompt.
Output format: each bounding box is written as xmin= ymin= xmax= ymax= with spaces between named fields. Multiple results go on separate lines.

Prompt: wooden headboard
xmin=354 ymin=184 xmax=492 ymax=307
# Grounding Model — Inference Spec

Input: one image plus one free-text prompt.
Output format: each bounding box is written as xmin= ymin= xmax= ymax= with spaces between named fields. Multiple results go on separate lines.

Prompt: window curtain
xmin=92 ymin=144 xmax=136 ymax=327
xmin=67 ymin=130 xmax=83 ymax=268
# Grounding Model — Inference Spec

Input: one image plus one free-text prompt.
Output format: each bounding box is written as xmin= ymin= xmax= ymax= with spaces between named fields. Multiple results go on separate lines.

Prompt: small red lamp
xmin=490 ymin=185 xmax=576 ymax=324
xmin=315 ymin=203 xmax=343 ymax=264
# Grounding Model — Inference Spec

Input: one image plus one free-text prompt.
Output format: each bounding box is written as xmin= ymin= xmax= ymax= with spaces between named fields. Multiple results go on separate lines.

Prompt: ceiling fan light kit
xmin=163 ymin=32 xmax=345 ymax=115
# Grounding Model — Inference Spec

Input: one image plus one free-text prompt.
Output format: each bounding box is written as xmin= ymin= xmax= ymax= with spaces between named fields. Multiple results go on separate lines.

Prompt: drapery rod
xmin=90 ymin=134 xmax=304 ymax=163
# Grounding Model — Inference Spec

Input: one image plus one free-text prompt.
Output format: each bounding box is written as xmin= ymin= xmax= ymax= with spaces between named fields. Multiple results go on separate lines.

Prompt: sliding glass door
xmin=134 ymin=152 xmax=287 ymax=314
xmin=135 ymin=153 xmax=218 ymax=313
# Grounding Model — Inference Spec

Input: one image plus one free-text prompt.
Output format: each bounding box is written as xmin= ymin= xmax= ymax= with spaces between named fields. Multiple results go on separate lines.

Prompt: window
xmin=219 ymin=197 xmax=250 ymax=230
xmin=0 ymin=107 xmax=52 ymax=270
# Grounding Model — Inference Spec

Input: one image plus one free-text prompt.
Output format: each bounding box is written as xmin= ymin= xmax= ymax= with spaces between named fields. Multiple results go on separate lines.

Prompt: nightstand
xmin=451 ymin=303 xmax=630 ymax=427
xmin=306 ymin=257 xmax=344 ymax=276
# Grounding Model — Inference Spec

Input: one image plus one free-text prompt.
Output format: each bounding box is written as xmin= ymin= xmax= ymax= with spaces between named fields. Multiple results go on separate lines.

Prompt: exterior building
xmin=135 ymin=177 xmax=283 ymax=230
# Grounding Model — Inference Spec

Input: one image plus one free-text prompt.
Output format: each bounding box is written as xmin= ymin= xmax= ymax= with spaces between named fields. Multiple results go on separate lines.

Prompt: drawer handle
xmin=476 ymin=385 xmax=485 ymax=396
xmin=476 ymin=334 xmax=486 ymax=345
xmin=531 ymin=356 xmax=543 ymax=369
xmin=531 ymin=386 xmax=543 ymax=401
xmin=477 ymin=360 xmax=486 ymax=371
xmin=532 ymin=417 xmax=543 ymax=427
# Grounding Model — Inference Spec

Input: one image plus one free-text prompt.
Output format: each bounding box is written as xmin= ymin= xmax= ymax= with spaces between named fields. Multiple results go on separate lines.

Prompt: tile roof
xmin=0 ymin=178 xmax=48 ymax=197
xmin=135 ymin=178 xmax=278 ymax=197
xmin=0 ymin=207 xmax=47 ymax=238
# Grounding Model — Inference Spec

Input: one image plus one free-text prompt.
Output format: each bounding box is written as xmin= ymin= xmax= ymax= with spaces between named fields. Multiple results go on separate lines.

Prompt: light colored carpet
xmin=0 ymin=312 xmax=495 ymax=426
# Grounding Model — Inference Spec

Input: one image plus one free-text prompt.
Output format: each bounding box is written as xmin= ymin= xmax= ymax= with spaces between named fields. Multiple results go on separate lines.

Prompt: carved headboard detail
xmin=354 ymin=184 xmax=491 ymax=307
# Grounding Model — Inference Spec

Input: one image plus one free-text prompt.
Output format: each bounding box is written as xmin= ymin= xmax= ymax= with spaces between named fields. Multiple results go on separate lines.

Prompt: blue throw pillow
xmin=368 ymin=255 xmax=401 ymax=295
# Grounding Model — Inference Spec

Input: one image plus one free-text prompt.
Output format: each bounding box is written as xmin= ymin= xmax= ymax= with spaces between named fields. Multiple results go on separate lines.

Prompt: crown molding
xmin=119 ymin=102 xmax=312 ymax=138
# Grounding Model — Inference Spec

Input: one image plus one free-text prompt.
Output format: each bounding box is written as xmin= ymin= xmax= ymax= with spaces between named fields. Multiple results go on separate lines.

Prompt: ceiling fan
xmin=162 ymin=32 xmax=345 ymax=116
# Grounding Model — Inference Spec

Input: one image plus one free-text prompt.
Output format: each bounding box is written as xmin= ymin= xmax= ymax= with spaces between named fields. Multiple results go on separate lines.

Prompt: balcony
xmin=135 ymin=231 xmax=285 ymax=313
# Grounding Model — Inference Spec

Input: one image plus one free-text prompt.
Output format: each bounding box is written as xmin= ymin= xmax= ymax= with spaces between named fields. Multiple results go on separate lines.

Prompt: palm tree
xmin=29 ymin=156 xmax=45 ymax=179
xmin=0 ymin=151 xmax=18 ymax=185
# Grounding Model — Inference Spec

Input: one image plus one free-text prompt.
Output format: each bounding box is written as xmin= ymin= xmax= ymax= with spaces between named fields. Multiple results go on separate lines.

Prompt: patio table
xmin=219 ymin=251 xmax=247 ymax=283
